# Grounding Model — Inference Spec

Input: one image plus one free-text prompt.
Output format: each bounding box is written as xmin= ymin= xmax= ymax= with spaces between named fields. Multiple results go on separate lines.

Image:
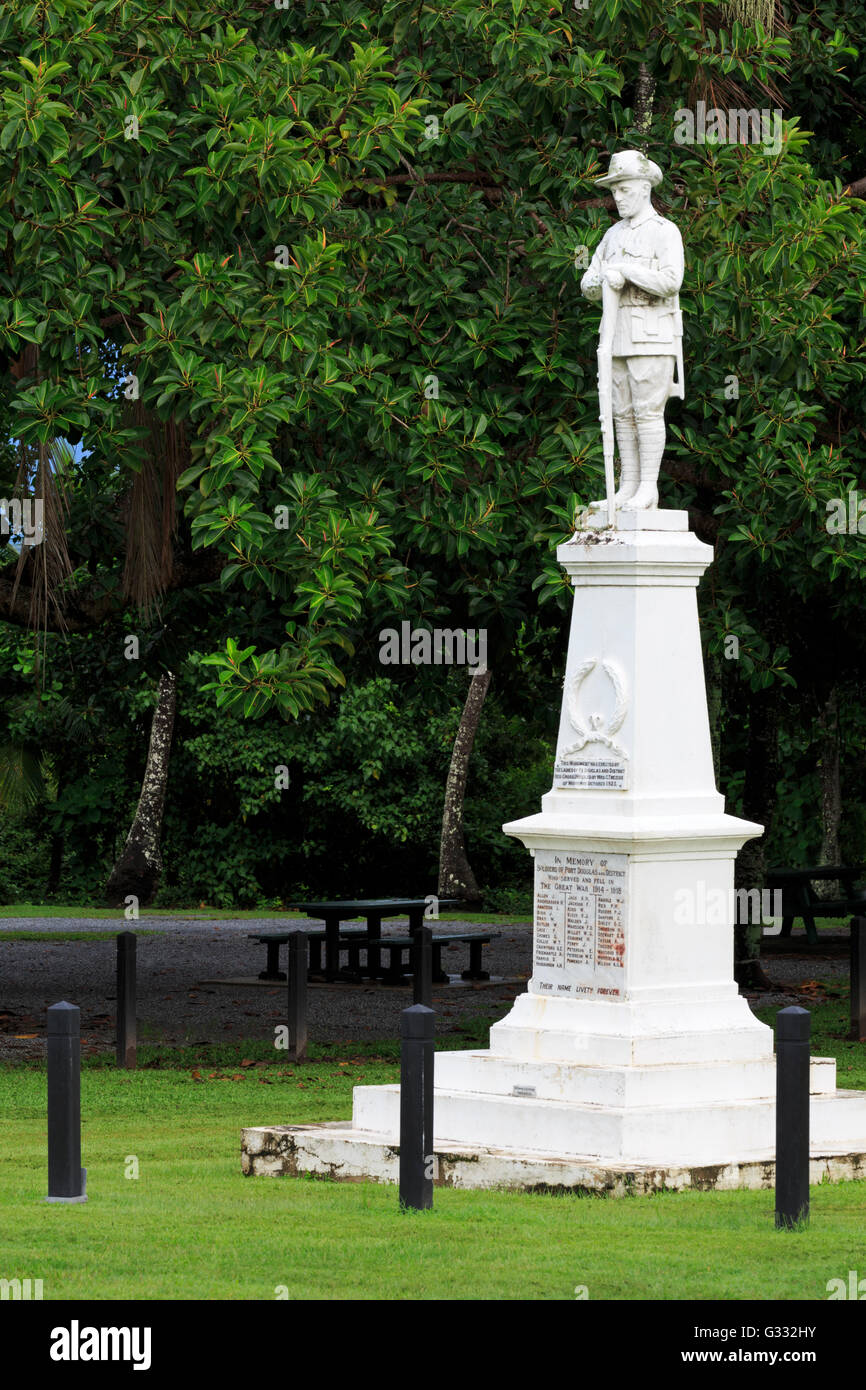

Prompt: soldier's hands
xmin=602 ymin=264 xmax=625 ymax=290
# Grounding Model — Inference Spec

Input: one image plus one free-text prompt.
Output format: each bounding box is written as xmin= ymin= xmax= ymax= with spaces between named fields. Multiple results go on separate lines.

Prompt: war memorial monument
xmin=243 ymin=151 xmax=866 ymax=1192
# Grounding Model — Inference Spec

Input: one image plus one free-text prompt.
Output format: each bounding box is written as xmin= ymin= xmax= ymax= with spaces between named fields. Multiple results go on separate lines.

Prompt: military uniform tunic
xmin=581 ymin=206 xmax=684 ymax=395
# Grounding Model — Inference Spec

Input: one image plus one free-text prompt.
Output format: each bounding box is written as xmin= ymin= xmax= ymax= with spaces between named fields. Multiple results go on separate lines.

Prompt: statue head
xmin=593 ymin=150 xmax=662 ymax=220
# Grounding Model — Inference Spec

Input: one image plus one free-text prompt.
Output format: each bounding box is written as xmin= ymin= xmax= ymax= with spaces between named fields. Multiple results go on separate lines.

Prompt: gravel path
xmin=0 ymin=917 xmax=848 ymax=1062
xmin=746 ymin=954 xmax=849 ymax=1009
xmin=0 ymin=916 xmax=531 ymax=1061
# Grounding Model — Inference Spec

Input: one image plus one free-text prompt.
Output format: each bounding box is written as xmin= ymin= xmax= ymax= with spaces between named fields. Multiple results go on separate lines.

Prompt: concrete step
xmin=433 ymin=1049 xmax=836 ymax=1107
xmin=352 ymin=1078 xmax=866 ymax=1167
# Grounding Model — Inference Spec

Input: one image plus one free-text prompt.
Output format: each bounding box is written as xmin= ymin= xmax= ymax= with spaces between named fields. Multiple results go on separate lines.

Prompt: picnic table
xmin=248 ymin=925 xmax=500 ymax=987
xmin=282 ymin=898 xmax=462 ymax=981
xmin=765 ymin=865 xmax=866 ymax=945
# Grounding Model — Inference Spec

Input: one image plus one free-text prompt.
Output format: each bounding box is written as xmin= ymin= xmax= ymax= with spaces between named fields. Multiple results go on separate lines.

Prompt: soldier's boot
xmin=622 ymin=416 xmax=665 ymax=510
xmin=586 ymin=415 xmax=639 ymax=512
xmin=612 ymin=415 xmax=640 ymax=504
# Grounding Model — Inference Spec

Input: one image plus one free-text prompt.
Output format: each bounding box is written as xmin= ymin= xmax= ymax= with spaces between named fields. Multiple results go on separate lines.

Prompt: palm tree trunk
xmin=105 ymin=671 xmax=177 ymax=906
xmin=438 ymin=667 xmax=492 ymax=903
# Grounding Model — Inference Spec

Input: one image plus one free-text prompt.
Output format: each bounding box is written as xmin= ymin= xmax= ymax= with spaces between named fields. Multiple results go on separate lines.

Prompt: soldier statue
xmin=581 ymin=150 xmax=684 ymax=513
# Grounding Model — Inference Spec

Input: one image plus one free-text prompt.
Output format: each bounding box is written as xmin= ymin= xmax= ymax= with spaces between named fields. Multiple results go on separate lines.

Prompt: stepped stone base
xmin=241 ymin=522 xmax=866 ymax=1193
xmin=241 ymin=1120 xmax=866 ymax=1194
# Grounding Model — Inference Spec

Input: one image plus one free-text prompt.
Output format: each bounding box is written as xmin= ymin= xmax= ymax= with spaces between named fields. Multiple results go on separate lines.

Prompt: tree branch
xmin=382 ymin=169 xmax=617 ymax=212
xmin=0 ymin=549 xmax=225 ymax=633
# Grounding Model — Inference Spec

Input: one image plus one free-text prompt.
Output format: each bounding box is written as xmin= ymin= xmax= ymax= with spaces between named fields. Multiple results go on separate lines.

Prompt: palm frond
xmin=0 ymin=743 xmax=46 ymax=813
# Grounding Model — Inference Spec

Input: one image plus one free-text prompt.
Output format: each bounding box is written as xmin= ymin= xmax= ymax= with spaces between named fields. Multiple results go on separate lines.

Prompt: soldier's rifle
xmin=597 ymin=273 xmax=621 ymax=528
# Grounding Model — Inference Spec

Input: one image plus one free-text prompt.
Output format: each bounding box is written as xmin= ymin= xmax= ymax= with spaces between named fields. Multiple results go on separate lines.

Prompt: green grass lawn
xmin=3 ymin=901 xmax=855 ymax=933
xmin=2 ymin=1059 xmax=865 ymax=1302
xmin=0 ymin=930 xmax=169 ymax=943
xmin=0 ymin=904 xmax=307 ymax=921
xmin=2 ymin=992 xmax=865 ymax=1301
xmin=0 ymin=903 xmax=534 ymax=924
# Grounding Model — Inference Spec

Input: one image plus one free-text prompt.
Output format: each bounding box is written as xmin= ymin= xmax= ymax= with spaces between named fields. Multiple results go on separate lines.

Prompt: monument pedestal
xmin=243 ymin=514 xmax=866 ymax=1189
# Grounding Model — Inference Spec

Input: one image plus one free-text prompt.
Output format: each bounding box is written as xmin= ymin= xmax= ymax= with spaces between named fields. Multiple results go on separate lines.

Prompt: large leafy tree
xmin=2 ymin=0 xmax=865 ymax=931
xmin=0 ymin=2 xmax=424 ymax=898
xmin=0 ymin=2 xmax=419 ymax=696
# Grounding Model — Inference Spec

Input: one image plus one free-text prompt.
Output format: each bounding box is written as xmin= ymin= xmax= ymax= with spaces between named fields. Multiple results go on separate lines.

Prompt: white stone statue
xmin=581 ymin=150 xmax=684 ymax=514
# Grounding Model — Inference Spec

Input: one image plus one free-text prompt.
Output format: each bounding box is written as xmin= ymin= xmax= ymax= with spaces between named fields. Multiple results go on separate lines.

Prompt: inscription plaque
xmin=532 ymin=848 xmax=626 ymax=999
xmin=553 ymin=757 xmax=628 ymax=790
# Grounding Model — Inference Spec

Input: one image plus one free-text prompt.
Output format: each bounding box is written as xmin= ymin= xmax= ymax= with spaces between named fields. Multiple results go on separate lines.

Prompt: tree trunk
xmin=633 ymin=61 xmax=657 ymax=138
xmin=47 ymin=765 xmax=65 ymax=895
xmin=706 ymin=650 xmax=722 ymax=787
xmin=733 ymin=690 xmax=780 ymax=989
xmin=438 ymin=666 xmax=492 ymax=903
xmin=816 ymin=688 xmax=841 ymax=896
xmin=47 ymin=830 xmax=64 ymax=895
xmin=105 ymin=671 xmax=177 ymax=906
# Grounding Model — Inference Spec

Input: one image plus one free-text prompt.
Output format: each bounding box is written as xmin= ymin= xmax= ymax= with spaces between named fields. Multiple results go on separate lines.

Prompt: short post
xmin=46 ymin=1002 xmax=87 ymax=1204
xmin=775 ymin=1005 xmax=810 ymax=1229
xmin=288 ymin=931 xmax=308 ymax=1062
xmin=116 ymin=931 xmax=137 ymax=1069
xmin=412 ymin=923 xmax=433 ymax=1009
xmin=851 ymin=918 xmax=866 ymax=1042
xmin=399 ymin=1003 xmax=435 ymax=1211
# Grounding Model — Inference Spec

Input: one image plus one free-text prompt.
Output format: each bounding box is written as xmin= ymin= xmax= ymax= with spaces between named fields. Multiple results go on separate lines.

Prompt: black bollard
xmin=412 ymin=923 xmax=433 ymax=1009
xmin=399 ymin=1003 xmax=435 ymax=1211
xmin=288 ymin=931 xmax=308 ymax=1062
xmin=46 ymin=1002 xmax=87 ymax=1204
xmin=775 ymin=1005 xmax=810 ymax=1229
xmin=851 ymin=918 xmax=865 ymax=1042
xmin=116 ymin=931 xmax=137 ymax=1069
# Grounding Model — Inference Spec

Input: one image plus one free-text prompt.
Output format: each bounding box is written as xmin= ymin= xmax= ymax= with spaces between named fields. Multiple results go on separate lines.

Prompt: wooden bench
xmin=366 ymin=931 xmax=499 ymax=985
xmin=249 ymin=928 xmax=369 ymax=981
xmin=765 ymin=865 xmax=866 ymax=945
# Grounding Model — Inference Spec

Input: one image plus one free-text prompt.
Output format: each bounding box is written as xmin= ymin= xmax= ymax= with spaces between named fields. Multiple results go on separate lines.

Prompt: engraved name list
xmin=532 ymin=849 xmax=627 ymax=1000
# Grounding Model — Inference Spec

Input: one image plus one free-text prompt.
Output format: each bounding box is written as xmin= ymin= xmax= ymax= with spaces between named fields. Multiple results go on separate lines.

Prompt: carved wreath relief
xmin=553 ymin=657 xmax=629 ymax=790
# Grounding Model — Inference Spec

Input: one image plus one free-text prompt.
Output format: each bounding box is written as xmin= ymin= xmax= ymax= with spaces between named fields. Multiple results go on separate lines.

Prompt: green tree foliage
xmin=0 ymin=642 xmax=550 ymax=906
xmin=0 ymin=2 xmax=421 ymax=704
xmin=1 ymin=1 xmax=864 ymax=905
